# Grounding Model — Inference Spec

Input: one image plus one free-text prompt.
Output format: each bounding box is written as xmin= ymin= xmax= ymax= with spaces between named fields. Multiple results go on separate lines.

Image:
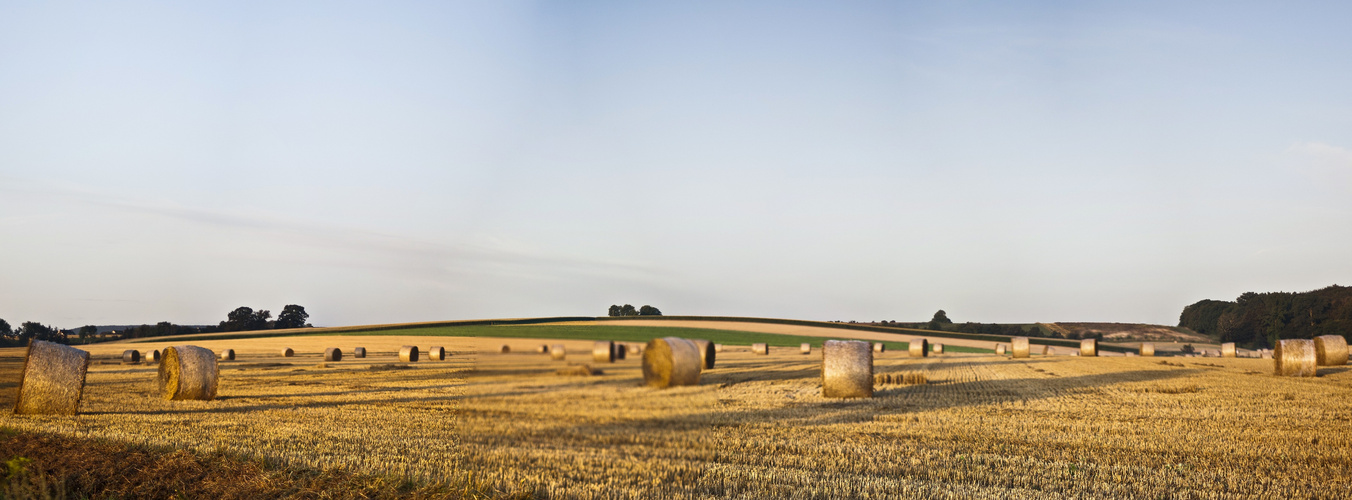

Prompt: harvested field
xmin=5 ymin=330 xmax=1352 ymax=498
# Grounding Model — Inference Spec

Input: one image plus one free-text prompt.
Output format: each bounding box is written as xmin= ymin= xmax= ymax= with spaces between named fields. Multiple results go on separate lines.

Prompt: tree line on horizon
xmin=608 ymin=304 xmax=662 ymax=317
xmin=1179 ymin=285 xmax=1352 ymax=348
xmin=0 ymin=304 xmax=311 ymax=347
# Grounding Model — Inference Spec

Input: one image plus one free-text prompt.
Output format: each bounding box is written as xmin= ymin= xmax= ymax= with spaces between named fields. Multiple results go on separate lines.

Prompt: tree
xmin=0 ymin=319 xmax=11 ymax=340
xmin=638 ymin=305 xmax=662 ymax=316
xmin=608 ymin=305 xmax=622 ymax=317
xmin=17 ymin=322 xmax=64 ymax=343
xmin=221 ymin=306 xmax=272 ymax=332
xmin=932 ymin=310 xmax=952 ymax=324
xmin=276 ymin=305 xmax=310 ymax=329
xmin=620 ymin=304 xmax=637 ymax=316
xmin=78 ymin=325 xmax=98 ymax=340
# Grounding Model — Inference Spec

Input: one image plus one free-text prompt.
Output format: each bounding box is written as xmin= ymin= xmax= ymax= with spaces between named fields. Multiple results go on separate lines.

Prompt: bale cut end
xmin=909 ymin=338 xmax=929 ymax=358
xmin=1315 ymin=335 xmax=1349 ymax=366
xmin=1275 ymin=339 xmax=1317 ymax=377
xmin=324 ymin=348 xmax=342 ymax=362
xmin=399 ymin=346 xmax=420 ymax=363
xmin=158 ymin=345 xmax=219 ymax=401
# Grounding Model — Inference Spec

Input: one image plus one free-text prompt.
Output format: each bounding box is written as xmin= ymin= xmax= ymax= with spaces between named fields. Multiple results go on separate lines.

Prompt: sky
xmin=2 ymin=1 xmax=1350 ymax=328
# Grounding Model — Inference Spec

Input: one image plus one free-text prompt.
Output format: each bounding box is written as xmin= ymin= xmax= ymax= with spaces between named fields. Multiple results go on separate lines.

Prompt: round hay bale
xmin=1045 ymin=346 xmax=1055 ymax=356
xmin=1274 ymin=339 xmax=1317 ymax=377
xmin=1315 ymin=335 xmax=1349 ymax=366
xmin=537 ymin=344 xmax=549 ymax=354
xmin=353 ymin=347 xmax=366 ymax=358
xmin=909 ymin=338 xmax=929 ymax=358
xmin=995 ymin=344 xmax=1006 ymax=355
xmin=692 ymin=339 xmax=716 ymax=369
xmin=550 ymin=344 xmax=567 ymax=361
xmin=641 ymin=337 xmax=702 ymax=388
xmin=615 ymin=343 xmax=627 ymax=360
xmin=499 ymin=344 xmax=511 ymax=354
xmin=150 ymin=350 xmax=161 ymax=362
xmin=1011 ymin=337 xmax=1030 ymax=358
xmin=1139 ymin=342 xmax=1155 ymax=357
xmin=219 ymin=349 xmax=235 ymax=361
xmin=593 ymin=341 xmax=616 ymax=363
xmin=822 ymin=340 xmax=873 ymax=398
xmin=932 ymin=343 xmax=944 ymax=355
xmin=1080 ymin=339 xmax=1098 ymax=357
xmin=281 ymin=348 xmax=294 ymax=358
xmin=873 ymin=342 xmax=886 ymax=353
xmin=158 ymin=345 xmax=218 ymax=401
xmin=714 ymin=344 xmax=725 ymax=353
xmin=399 ymin=346 xmax=420 ymax=362
xmin=1221 ymin=342 xmax=1237 ymax=358
xmin=801 ymin=343 xmax=812 ymax=355
xmin=15 ymin=340 xmax=91 ymax=415
xmin=122 ymin=350 xmax=141 ymax=364
xmin=751 ymin=343 xmax=769 ymax=355
xmin=1260 ymin=349 xmax=1273 ymax=359
xmin=324 ymin=348 xmax=342 ymax=362
xmin=427 ymin=346 xmax=446 ymax=361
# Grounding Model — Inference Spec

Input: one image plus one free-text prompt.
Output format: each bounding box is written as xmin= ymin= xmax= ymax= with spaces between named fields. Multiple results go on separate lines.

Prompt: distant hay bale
xmin=353 ymin=347 xmax=366 ymax=358
xmin=1080 ymin=339 xmax=1098 ymax=357
xmin=1274 ymin=339 xmax=1317 ymax=377
xmin=399 ymin=346 xmax=420 ymax=363
xmin=537 ymin=345 xmax=549 ymax=354
xmin=1221 ymin=343 xmax=1237 ymax=358
xmin=932 ymin=343 xmax=944 ymax=355
xmin=122 ymin=350 xmax=141 ymax=364
xmin=714 ymin=344 xmax=725 ymax=353
xmin=219 ymin=349 xmax=235 ymax=361
xmin=150 ymin=350 xmax=161 ymax=362
xmin=909 ymin=338 xmax=929 ymax=358
xmin=427 ymin=346 xmax=446 ymax=361
xmin=324 ymin=348 xmax=342 ymax=362
xmin=499 ymin=344 xmax=511 ymax=354
xmin=822 ymin=340 xmax=873 ymax=398
xmin=692 ymin=339 xmax=716 ymax=369
xmin=556 ymin=364 xmax=602 ymax=376
xmin=751 ymin=343 xmax=769 ymax=355
xmin=801 ymin=343 xmax=812 ymax=355
xmin=1041 ymin=345 xmax=1050 ymax=355
xmin=1140 ymin=342 xmax=1155 ymax=357
xmin=873 ymin=342 xmax=886 ymax=353
xmin=281 ymin=348 xmax=294 ymax=358
xmin=995 ymin=344 xmax=1006 ymax=355
xmin=158 ymin=345 xmax=218 ymax=401
xmin=1011 ymin=337 xmax=1030 ymax=358
xmin=15 ymin=340 xmax=91 ymax=415
xmin=1260 ymin=349 xmax=1273 ymax=359
xmin=593 ymin=341 xmax=616 ymax=363
xmin=550 ymin=344 xmax=567 ymax=361
xmin=1315 ymin=335 xmax=1348 ymax=366
xmin=615 ymin=344 xmax=627 ymax=360
xmin=642 ymin=337 xmax=702 ymax=388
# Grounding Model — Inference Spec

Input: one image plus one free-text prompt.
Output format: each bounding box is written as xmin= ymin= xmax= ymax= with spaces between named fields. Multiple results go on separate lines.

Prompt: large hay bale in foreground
xmin=550 ymin=344 xmax=566 ymax=361
xmin=353 ymin=347 xmax=366 ymax=358
xmin=909 ymin=338 xmax=928 ymax=358
xmin=399 ymin=346 xmax=420 ymax=363
xmin=1080 ymin=339 xmax=1098 ymax=357
xmin=427 ymin=346 xmax=446 ymax=361
xmin=822 ymin=340 xmax=873 ymax=398
xmin=593 ymin=341 xmax=615 ymax=363
xmin=933 ymin=343 xmax=945 ymax=355
xmin=281 ymin=348 xmax=294 ymax=358
xmin=1315 ymin=335 xmax=1349 ymax=366
xmin=15 ymin=340 xmax=91 ymax=415
xmin=324 ymin=348 xmax=342 ymax=362
xmin=122 ymin=350 xmax=141 ymax=364
xmin=691 ymin=339 xmax=716 ymax=369
xmin=158 ymin=345 xmax=218 ymax=401
xmin=873 ymin=342 xmax=886 ymax=353
xmin=1140 ymin=342 xmax=1155 ymax=357
xmin=642 ymin=337 xmax=702 ymax=388
xmin=1011 ymin=337 xmax=1030 ymax=358
xmin=219 ymin=349 xmax=235 ymax=361
xmin=1221 ymin=343 xmax=1236 ymax=358
xmin=801 ymin=343 xmax=812 ymax=355
xmin=751 ymin=343 xmax=769 ymax=355
xmin=1274 ymin=339 xmax=1316 ymax=377
xmin=995 ymin=344 xmax=1006 ymax=355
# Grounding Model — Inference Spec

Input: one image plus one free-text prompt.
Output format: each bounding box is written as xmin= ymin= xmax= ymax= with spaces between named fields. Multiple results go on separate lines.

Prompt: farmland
xmin=4 ymin=325 xmax=1352 ymax=498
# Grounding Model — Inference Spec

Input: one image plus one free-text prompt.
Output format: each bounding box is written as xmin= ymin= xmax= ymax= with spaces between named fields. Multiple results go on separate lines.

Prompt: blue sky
xmin=2 ymin=1 xmax=1350 ymax=327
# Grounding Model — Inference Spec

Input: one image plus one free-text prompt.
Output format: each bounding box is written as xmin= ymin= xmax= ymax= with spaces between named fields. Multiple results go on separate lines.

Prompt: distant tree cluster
xmin=220 ymin=304 xmax=310 ymax=332
xmin=0 ymin=319 xmax=67 ymax=346
xmin=1179 ymin=285 xmax=1352 ymax=349
xmin=607 ymin=304 xmax=661 ymax=317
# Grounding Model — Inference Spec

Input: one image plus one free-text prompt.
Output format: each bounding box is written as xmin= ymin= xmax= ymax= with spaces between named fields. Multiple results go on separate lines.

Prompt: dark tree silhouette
xmin=276 ymin=304 xmax=310 ymax=329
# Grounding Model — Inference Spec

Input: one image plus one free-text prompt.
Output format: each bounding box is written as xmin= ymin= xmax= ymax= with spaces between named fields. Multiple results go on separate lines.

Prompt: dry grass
xmin=5 ymin=335 xmax=1352 ymax=498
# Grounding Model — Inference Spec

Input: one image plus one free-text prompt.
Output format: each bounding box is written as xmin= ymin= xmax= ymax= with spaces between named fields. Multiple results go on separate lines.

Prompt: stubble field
xmin=4 ymin=331 xmax=1352 ymax=499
